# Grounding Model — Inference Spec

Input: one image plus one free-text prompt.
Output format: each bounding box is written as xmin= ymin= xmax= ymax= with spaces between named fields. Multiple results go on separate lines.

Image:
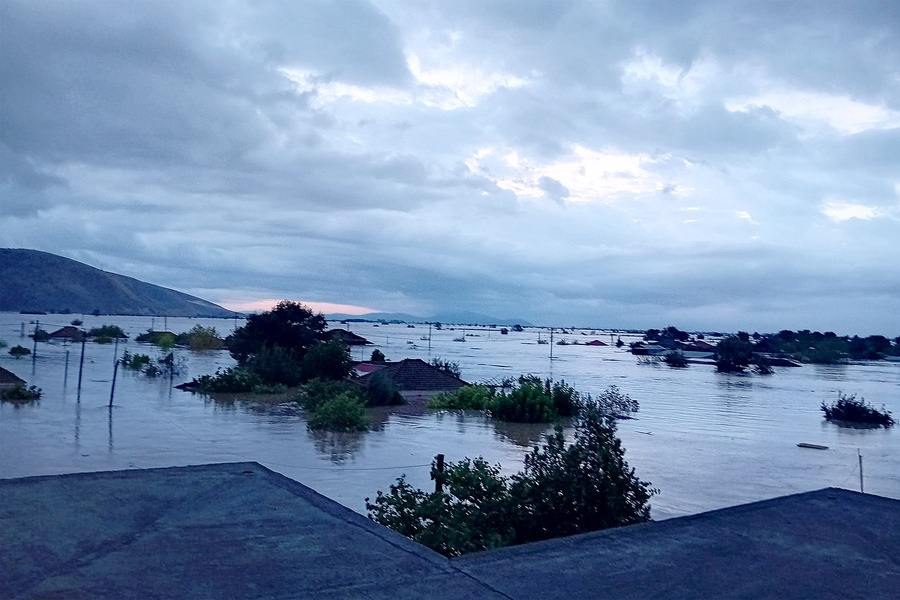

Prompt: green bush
xmin=88 ymin=325 xmax=127 ymax=339
xmin=664 ymin=351 xmax=688 ymax=368
xmin=593 ymin=385 xmax=639 ymax=418
xmin=550 ymin=379 xmax=581 ymax=417
xmin=175 ymin=325 xmax=224 ymax=350
xmin=1 ymin=384 xmax=42 ymax=404
xmin=248 ymin=345 xmax=304 ymax=387
xmin=192 ymin=366 xmax=262 ymax=393
xmin=364 ymin=371 xmax=404 ymax=406
xmin=299 ymin=378 xmax=362 ymax=412
xmin=491 ymin=377 xmax=556 ymax=422
xmin=370 ymin=349 xmax=386 ymax=362
xmin=30 ymin=328 xmax=51 ymax=342
xmin=307 ymin=392 xmax=369 ymax=432
xmin=136 ymin=330 xmax=176 ymax=348
xmin=428 ymin=384 xmax=493 ymax=410
xmin=367 ymin=405 xmax=655 ymax=557
xmin=251 ymin=383 xmax=289 ymax=395
xmin=9 ymin=345 xmax=30 ymax=357
xmin=821 ymin=392 xmax=893 ymax=427
xmin=430 ymin=357 xmax=461 ymax=378
xmin=301 ymin=339 xmax=353 ymax=382
xmin=121 ymin=350 xmax=152 ymax=371
xmin=366 ymin=458 xmax=515 ymax=557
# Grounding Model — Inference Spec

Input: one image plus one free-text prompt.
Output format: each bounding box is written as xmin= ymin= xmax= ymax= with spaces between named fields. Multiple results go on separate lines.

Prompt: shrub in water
xmin=367 ymin=405 xmax=655 ymax=557
xmin=821 ymin=392 xmax=894 ymax=427
xmin=307 ymin=392 xmax=368 ymax=432
xmin=364 ymin=371 xmax=404 ymax=406
xmin=491 ymin=377 xmax=556 ymax=422
xmin=88 ymin=325 xmax=127 ymax=339
xmin=664 ymin=351 xmax=688 ymax=368
xmin=428 ymin=384 xmax=493 ymax=411
xmin=9 ymin=345 xmax=30 ymax=358
xmin=248 ymin=345 xmax=304 ymax=387
xmin=192 ymin=366 xmax=262 ymax=393
xmin=550 ymin=379 xmax=581 ymax=417
xmin=1 ymin=385 xmax=42 ymax=404
xmin=299 ymin=378 xmax=361 ymax=412
xmin=30 ymin=328 xmax=51 ymax=342
xmin=300 ymin=339 xmax=353 ymax=382
xmin=593 ymin=385 xmax=639 ymax=418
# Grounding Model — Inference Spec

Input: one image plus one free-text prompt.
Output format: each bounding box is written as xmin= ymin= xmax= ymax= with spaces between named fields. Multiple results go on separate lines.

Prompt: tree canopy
xmin=228 ymin=301 xmax=327 ymax=365
xmin=366 ymin=402 xmax=655 ymax=556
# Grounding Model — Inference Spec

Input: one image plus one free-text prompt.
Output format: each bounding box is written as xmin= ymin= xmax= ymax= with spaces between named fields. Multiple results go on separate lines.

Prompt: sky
xmin=1 ymin=0 xmax=899 ymax=335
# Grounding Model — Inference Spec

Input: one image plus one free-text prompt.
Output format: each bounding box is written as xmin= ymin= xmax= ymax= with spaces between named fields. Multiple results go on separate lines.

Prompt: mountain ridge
xmin=0 ymin=248 xmax=236 ymax=318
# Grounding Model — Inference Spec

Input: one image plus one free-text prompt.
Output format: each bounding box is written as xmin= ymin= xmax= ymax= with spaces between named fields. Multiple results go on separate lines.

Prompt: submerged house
xmin=0 ymin=366 xmax=26 ymax=392
xmin=355 ymin=358 xmax=468 ymax=402
xmin=328 ymin=329 xmax=372 ymax=346
xmin=49 ymin=326 xmax=86 ymax=342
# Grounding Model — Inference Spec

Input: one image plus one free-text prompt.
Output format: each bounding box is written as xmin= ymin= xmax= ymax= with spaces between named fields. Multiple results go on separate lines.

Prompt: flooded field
xmin=2 ymin=313 xmax=898 ymax=519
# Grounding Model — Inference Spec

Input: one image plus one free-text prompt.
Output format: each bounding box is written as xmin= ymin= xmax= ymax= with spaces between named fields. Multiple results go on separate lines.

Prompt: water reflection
xmin=813 ymin=364 xmax=849 ymax=381
xmin=309 ymin=430 xmax=364 ymax=463
xmin=492 ymin=418 xmax=555 ymax=448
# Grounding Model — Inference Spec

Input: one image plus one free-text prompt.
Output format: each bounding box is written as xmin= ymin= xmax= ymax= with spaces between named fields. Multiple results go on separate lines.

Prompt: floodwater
xmin=2 ymin=313 xmax=898 ymax=519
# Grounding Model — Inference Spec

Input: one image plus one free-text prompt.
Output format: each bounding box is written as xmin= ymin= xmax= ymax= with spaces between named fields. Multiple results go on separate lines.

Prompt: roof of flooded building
xmin=0 ymin=365 xmax=26 ymax=388
xmin=356 ymin=358 xmax=468 ymax=391
xmin=2 ymin=462 xmax=898 ymax=599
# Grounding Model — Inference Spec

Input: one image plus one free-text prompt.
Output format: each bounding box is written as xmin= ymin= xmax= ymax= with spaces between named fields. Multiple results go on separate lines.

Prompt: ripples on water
xmin=1 ymin=314 xmax=897 ymax=519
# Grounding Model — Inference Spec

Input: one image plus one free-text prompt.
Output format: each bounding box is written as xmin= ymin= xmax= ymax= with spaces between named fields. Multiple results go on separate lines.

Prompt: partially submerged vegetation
xmin=1 ymin=384 xmax=42 ymax=404
xmin=366 ymin=403 xmax=656 ymax=557
xmin=821 ymin=393 xmax=894 ymax=428
xmin=8 ymin=345 xmax=30 ymax=358
xmin=428 ymin=377 xmax=636 ymax=423
xmin=136 ymin=325 xmax=224 ymax=351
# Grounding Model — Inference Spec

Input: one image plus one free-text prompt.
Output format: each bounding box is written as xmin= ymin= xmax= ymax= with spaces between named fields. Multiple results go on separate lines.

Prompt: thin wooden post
xmin=64 ymin=350 xmax=70 ymax=386
xmin=434 ymin=453 xmax=445 ymax=494
xmin=77 ymin=337 xmax=86 ymax=399
xmin=858 ymin=449 xmax=864 ymax=494
xmin=32 ymin=321 xmax=39 ymax=358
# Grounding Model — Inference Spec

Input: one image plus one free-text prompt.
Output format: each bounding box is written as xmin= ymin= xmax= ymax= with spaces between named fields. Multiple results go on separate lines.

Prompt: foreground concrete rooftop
xmin=2 ymin=462 xmax=898 ymax=599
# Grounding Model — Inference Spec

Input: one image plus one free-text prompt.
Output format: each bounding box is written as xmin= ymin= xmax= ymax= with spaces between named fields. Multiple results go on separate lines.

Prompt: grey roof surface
xmin=2 ymin=462 xmax=898 ymax=599
xmin=356 ymin=358 xmax=468 ymax=391
xmin=0 ymin=365 xmax=26 ymax=387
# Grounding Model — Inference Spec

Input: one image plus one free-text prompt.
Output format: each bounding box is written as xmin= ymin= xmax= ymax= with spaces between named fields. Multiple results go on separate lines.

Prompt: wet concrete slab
xmin=2 ymin=463 xmax=898 ymax=599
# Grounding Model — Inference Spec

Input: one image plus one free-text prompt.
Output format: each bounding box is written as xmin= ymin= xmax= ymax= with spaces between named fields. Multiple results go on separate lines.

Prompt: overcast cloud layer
xmin=2 ymin=0 xmax=899 ymax=334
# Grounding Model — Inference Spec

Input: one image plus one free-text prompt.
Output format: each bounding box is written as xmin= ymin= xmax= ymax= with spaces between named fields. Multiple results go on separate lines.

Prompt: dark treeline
xmin=643 ymin=326 xmax=900 ymax=365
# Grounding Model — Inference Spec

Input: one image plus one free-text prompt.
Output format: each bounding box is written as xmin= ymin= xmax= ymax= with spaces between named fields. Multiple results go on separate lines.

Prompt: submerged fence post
xmin=77 ymin=337 xmax=86 ymax=400
xmin=434 ymin=453 xmax=445 ymax=494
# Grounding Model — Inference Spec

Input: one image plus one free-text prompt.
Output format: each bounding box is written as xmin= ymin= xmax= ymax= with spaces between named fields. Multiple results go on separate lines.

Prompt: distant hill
xmin=0 ymin=249 xmax=237 ymax=318
xmin=327 ymin=310 xmax=533 ymax=327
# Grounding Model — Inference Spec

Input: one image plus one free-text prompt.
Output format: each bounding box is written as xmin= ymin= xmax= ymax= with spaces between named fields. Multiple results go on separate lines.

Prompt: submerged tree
xmin=367 ymin=403 xmax=655 ymax=556
xmin=227 ymin=301 xmax=327 ymax=365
